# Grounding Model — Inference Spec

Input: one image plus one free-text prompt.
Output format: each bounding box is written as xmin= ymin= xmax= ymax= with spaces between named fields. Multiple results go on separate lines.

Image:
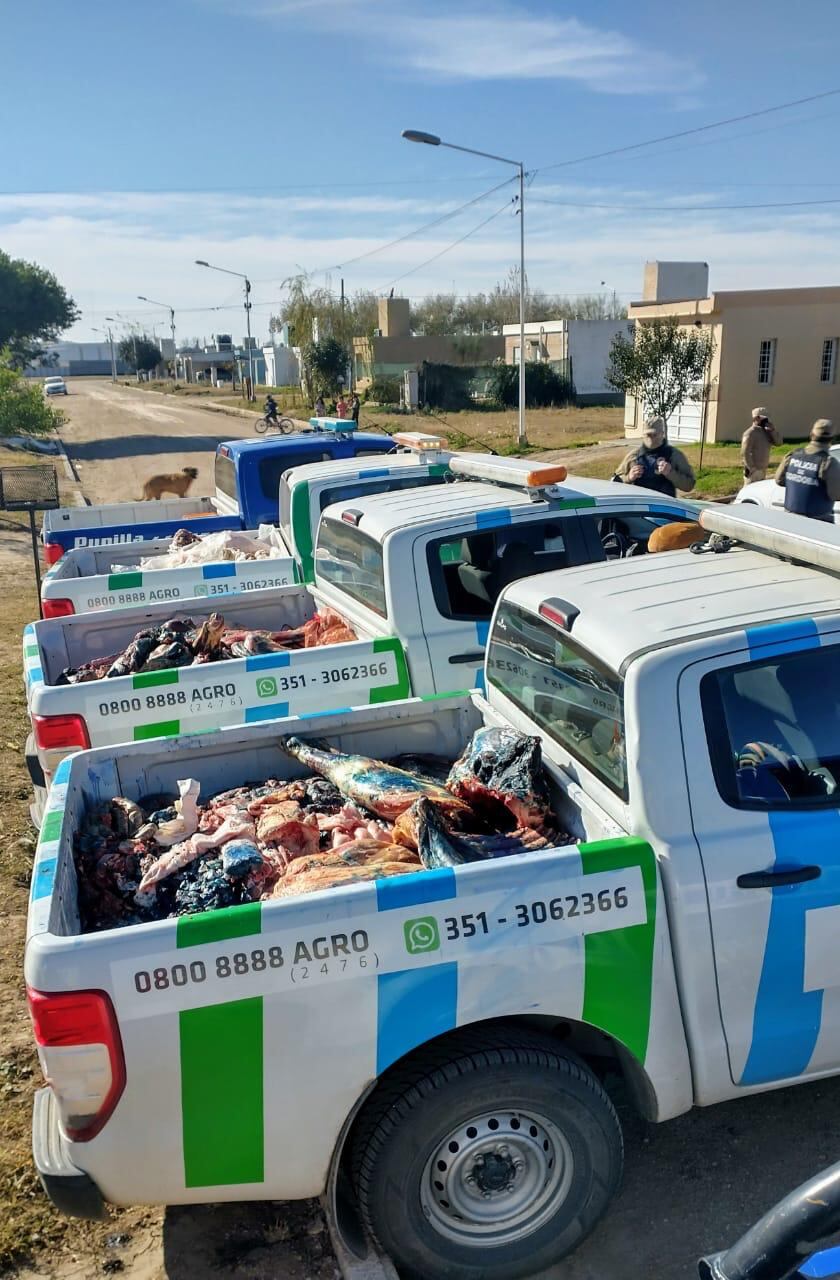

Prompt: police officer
xmin=615 ymin=416 xmax=695 ymax=497
xmin=775 ymin=419 xmax=840 ymax=522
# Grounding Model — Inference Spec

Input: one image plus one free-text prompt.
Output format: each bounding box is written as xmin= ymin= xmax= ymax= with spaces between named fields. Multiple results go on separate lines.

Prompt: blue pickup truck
xmin=41 ymin=424 xmax=394 ymax=562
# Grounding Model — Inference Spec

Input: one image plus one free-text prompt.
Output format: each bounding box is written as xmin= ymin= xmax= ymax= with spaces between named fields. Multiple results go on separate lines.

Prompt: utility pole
xmin=195 ymin=261 xmax=256 ymax=400
xmin=104 ymin=317 xmax=117 ymax=382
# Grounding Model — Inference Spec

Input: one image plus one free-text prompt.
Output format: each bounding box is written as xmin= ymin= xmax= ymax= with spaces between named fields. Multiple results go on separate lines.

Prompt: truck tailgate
xmin=24 ymin=590 xmax=412 ymax=762
xmin=41 ymin=536 xmax=298 ymax=615
xmin=25 ymin=697 xmax=664 ymax=1209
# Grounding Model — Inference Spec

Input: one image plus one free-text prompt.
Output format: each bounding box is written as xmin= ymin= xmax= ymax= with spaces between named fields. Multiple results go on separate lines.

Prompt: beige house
xmin=624 ymin=262 xmax=840 ymax=443
xmin=353 ymin=297 xmax=502 ymax=387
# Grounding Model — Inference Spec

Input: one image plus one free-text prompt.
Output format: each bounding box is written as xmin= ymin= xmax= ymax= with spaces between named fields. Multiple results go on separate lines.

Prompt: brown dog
xmin=141 ymin=467 xmax=199 ymax=501
xmin=648 ymin=520 xmax=704 ymax=553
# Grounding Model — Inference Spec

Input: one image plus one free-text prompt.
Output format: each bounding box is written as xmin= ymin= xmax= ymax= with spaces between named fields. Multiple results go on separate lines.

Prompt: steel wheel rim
xmin=420 ymin=1107 xmax=573 ymax=1246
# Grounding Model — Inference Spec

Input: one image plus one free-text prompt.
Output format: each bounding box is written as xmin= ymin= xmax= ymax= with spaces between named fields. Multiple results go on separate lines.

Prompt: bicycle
xmin=254 ymin=412 xmax=295 ymax=435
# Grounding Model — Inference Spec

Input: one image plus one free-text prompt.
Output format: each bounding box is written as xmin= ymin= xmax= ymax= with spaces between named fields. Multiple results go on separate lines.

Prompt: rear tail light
xmin=42 ymin=598 xmax=75 ymax=619
xmin=27 ymin=988 xmax=126 ymax=1141
xmin=33 ymin=713 xmax=90 ymax=752
xmin=539 ymin=598 xmax=581 ymax=632
xmin=44 ymin=544 xmax=64 ymax=565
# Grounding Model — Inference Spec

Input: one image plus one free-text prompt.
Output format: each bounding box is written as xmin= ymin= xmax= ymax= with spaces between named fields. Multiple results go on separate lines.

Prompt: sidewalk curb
xmin=52 ymin=429 xmax=87 ymax=507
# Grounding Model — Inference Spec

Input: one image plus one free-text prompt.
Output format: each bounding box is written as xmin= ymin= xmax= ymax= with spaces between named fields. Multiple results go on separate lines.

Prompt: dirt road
xmin=54 ymin=379 xmax=262 ymax=505
xmin=8 ymin=382 xmax=840 ymax=1279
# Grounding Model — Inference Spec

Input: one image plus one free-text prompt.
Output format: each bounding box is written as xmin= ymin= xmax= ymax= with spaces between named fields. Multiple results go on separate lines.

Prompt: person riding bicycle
xmin=264 ymin=394 xmax=279 ymax=424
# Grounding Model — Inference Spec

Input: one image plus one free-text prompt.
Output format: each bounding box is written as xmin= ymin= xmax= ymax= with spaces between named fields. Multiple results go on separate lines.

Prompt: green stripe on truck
xmin=108 ymin=572 xmax=143 ymax=590
xmin=579 ymin=836 xmax=657 ymax=1063
xmin=176 ymin=902 xmax=262 ymax=948
xmin=133 ymin=719 xmax=181 ymax=740
xmin=40 ymin=811 xmax=63 ymax=842
xmin=177 ymin=906 xmax=264 ymax=1186
xmin=369 ymin=636 xmax=411 ymax=705
xmin=179 ymin=997 xmax=264 ymax=1187
xmin=133 ymin=670 xmax=180 ymax=689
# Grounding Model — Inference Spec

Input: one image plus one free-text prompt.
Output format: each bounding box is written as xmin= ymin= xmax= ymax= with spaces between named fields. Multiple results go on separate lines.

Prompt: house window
xmin=757 ymin=339 xmax=777 ymax=385
xmin=820 ymin=338 xmax=838 ymax=384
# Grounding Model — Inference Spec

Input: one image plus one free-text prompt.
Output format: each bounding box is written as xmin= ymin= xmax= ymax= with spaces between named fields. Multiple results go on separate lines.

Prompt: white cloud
xmin=223 ymin=0 xmax=703 ymax=94
xmin=4 ymin=185 xmax=840 ymax=342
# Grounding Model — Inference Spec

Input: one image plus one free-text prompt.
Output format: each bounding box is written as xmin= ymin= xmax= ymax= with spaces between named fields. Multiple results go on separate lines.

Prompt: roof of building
xmin=629 ymin=284 xmax=840 ymax=320
xmin=505 ymin=539 xmax=840 ymax=674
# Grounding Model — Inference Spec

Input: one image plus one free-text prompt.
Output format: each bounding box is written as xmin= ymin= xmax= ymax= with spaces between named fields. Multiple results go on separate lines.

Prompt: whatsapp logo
xmin=403 ymin=916 xmax=440 ymax=955
xmin=193 ymin=585 xmax=209 ymax=597
xmin=256 ymin=676 xmax=278 ymax=698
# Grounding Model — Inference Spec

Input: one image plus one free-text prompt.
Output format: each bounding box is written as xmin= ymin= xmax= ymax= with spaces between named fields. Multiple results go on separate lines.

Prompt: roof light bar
xmin=449 ymin=454 xmax=567 ymax=490
xmin=391 ymin=431 xmax=448 ymax=452
xmin=310 ymin=417 xmax=358 ymax=433
xmin=700 ymin=505 xmax=840 ymax=575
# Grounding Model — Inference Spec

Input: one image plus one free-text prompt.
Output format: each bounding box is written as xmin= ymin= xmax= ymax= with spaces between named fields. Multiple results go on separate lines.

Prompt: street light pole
xmin=402 ymin=129 xmax=527 ymax=447
xmin=138 ymin=296 xmax=178 ymax=379
xmin=104 ymin=317 xmax=117 ymax=382
xmin=195 ymin=260 xmax=256 ymax=400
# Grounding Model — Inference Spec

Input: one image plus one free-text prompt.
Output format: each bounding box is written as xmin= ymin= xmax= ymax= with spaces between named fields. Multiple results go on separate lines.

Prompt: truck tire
xmin=352 ymin=1028 xmax=623 ymax=1280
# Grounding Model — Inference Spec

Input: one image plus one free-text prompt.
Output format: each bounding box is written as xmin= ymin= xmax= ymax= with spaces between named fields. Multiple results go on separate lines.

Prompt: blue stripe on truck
xmin=202 ymin=563 xmax=237 ymax=580
xmin=376 ymin=866 xmax=456 ymax=912
xmin=245 ymin=652 xmax=291 ymax=671
xmin=244 ymin=702 xmax=290 ymax=723
xmin=475 ymin=508 xmax=512 ymax=529
xmin=376 ymin=963 xmax=458 ymax=1074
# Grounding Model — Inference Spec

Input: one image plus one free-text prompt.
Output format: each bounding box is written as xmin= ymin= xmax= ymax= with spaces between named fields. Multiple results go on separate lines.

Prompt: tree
xmin=118 ymin=334 xmax=163 ymax=374
xmin=0 ymin=354 xmax=65 ymax=437
xmin=607 ymin=317 xmax=714 ymax=426
xmin=0 ymin=249 xmax=80 ymax=369
xmin=305 ymin=336 xmax=350 ymax=398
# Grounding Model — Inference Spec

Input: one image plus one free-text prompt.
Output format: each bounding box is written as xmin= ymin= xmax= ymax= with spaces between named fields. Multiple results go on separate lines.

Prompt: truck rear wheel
xmin=352 ymin=1030 xmax=623 ymax=1280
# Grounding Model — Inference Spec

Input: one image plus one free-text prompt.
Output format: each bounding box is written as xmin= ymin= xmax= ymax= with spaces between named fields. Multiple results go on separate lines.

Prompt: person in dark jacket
xmin=350 ymin=392 xmax=361 ymax=426
xmin=775 ymin=419 xmax=840 ymax=522
xmin=615 ymin=416 xmax=695 ymax=497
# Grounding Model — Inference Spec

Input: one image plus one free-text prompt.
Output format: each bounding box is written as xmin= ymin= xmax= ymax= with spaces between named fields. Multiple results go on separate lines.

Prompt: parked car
xmin=734 ymin=444 xmax=840 ymax=521
xmin=43 ymin=376 xmax=68 ymax=396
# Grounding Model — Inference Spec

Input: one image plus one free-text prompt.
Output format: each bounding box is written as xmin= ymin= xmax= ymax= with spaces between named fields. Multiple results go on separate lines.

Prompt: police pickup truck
xmin=25 ymin=505 xmax=840 ymax=1280
xmin=40 ymin=421 xmax=394 ymax=562
xmin=39 ymin=433 xmax=453 ymax=616
xmin=24 ymin=456 xmax=695 ymax=820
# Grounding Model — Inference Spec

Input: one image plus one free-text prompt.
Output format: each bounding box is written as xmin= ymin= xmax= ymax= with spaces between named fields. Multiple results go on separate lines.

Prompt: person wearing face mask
xmin=614 ymin=416 xmax=695 ymax=497
xmin=741 ymin=407 xmax=781 ymax=483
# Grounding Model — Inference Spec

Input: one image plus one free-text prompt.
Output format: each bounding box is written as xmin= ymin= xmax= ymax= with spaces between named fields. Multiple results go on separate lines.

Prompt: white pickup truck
xmin=24 ymin=457 xmax=697 ymax=819
xmin=27 ymin=504 xmax=840 ymax=1280
xmin=39 ymin=433 xmax=453 ymax=616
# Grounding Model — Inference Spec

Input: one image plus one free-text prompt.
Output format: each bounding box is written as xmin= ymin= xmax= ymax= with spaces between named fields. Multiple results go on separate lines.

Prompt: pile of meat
xmin=58 ymin=610 xmax=357 ymax=684
xmin=113 ymin=526 xmax=284 ymax=572
xmin=74 ymin=727 xmax=571 ymax=932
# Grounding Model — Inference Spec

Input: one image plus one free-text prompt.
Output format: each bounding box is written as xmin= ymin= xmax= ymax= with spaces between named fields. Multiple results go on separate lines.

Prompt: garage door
xmin=668 ymin=385 xmax=703 ymax=442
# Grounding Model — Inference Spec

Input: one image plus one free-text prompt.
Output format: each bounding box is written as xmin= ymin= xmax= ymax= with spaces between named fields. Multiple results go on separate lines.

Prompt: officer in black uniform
xmin=775 ymin=419 xmax=840 ymax=522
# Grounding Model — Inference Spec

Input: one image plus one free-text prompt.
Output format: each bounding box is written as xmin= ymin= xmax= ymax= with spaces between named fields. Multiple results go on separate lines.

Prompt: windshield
xmin=315 ymin=516 xmax=387 ymax=617
xmin=317 ymin=471 xmax=446 ymax=514
xmin=259 ymin=450 xmax=331 ymax=502
xmin=214 ymin=452 xmax=237 ymax=502
xmin=487 ymin=600 xmax=627 ymax=797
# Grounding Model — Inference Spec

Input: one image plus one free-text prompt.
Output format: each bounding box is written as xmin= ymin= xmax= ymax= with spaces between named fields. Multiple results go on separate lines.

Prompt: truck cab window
xmin=587 ymin=513 xmax=687 ymax=560
xmin=428 ymin=521 xmax=572 ymax=621
xmin=315 ymin=517 xmax=387 ymax=617
xmin=259 ymin=452 xmax=332 ymax=503
xmin=214 ymin=453 xmax=237 ymax=502
xmin=317 ymin=472 xmax=447 ymax=514
xmin=487 ymin=601 xmax=627 ymax=797
xmin=702 ymin=645 xmax=840 ymax=809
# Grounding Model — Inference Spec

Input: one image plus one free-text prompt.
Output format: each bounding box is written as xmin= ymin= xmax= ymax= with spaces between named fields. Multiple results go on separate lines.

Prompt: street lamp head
xmin=195 ymin=259 xmax=209 ymax=267
xmin=105 ymin=316 xmax=115 ymax=322
xmin=137 ymin=295 xmax=148 ymax=302
xmin=402 ymin=130 xmax=441 ymax=146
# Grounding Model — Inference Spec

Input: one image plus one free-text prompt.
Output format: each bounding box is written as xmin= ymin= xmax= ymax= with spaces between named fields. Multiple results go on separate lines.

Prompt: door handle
xmin=737 ymin=865 xmax=822 ymax=889
xmin=448 ymin=651 xmax=485 ymax=665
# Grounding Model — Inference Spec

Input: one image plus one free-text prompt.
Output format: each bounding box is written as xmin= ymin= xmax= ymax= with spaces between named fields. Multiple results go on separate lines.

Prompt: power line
xmin=530 ymin=195 xmax=840 ymax=213
xmin=252 ymin=176 xmax=517 ymax=282
xmin=534 ymin=87 xmax=840 ymax=174
xmin=374 ymin=195 xmax=518 ymax=294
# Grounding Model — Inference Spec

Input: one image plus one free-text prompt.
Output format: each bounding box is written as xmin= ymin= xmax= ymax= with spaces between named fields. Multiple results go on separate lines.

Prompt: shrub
xmin=488 ymin=362 xmax=575 ymax=408
xmin=366 ymin=375 xmax=401 ymax=404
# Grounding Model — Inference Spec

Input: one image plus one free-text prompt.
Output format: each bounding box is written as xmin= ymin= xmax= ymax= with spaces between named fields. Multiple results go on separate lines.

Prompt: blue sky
xmin=3 ymin=0 xmax=840 ymax=343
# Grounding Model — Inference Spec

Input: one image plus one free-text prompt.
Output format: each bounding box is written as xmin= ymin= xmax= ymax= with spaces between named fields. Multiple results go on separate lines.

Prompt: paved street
xmin=53 ymin=379 xmax=265 ymax=506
